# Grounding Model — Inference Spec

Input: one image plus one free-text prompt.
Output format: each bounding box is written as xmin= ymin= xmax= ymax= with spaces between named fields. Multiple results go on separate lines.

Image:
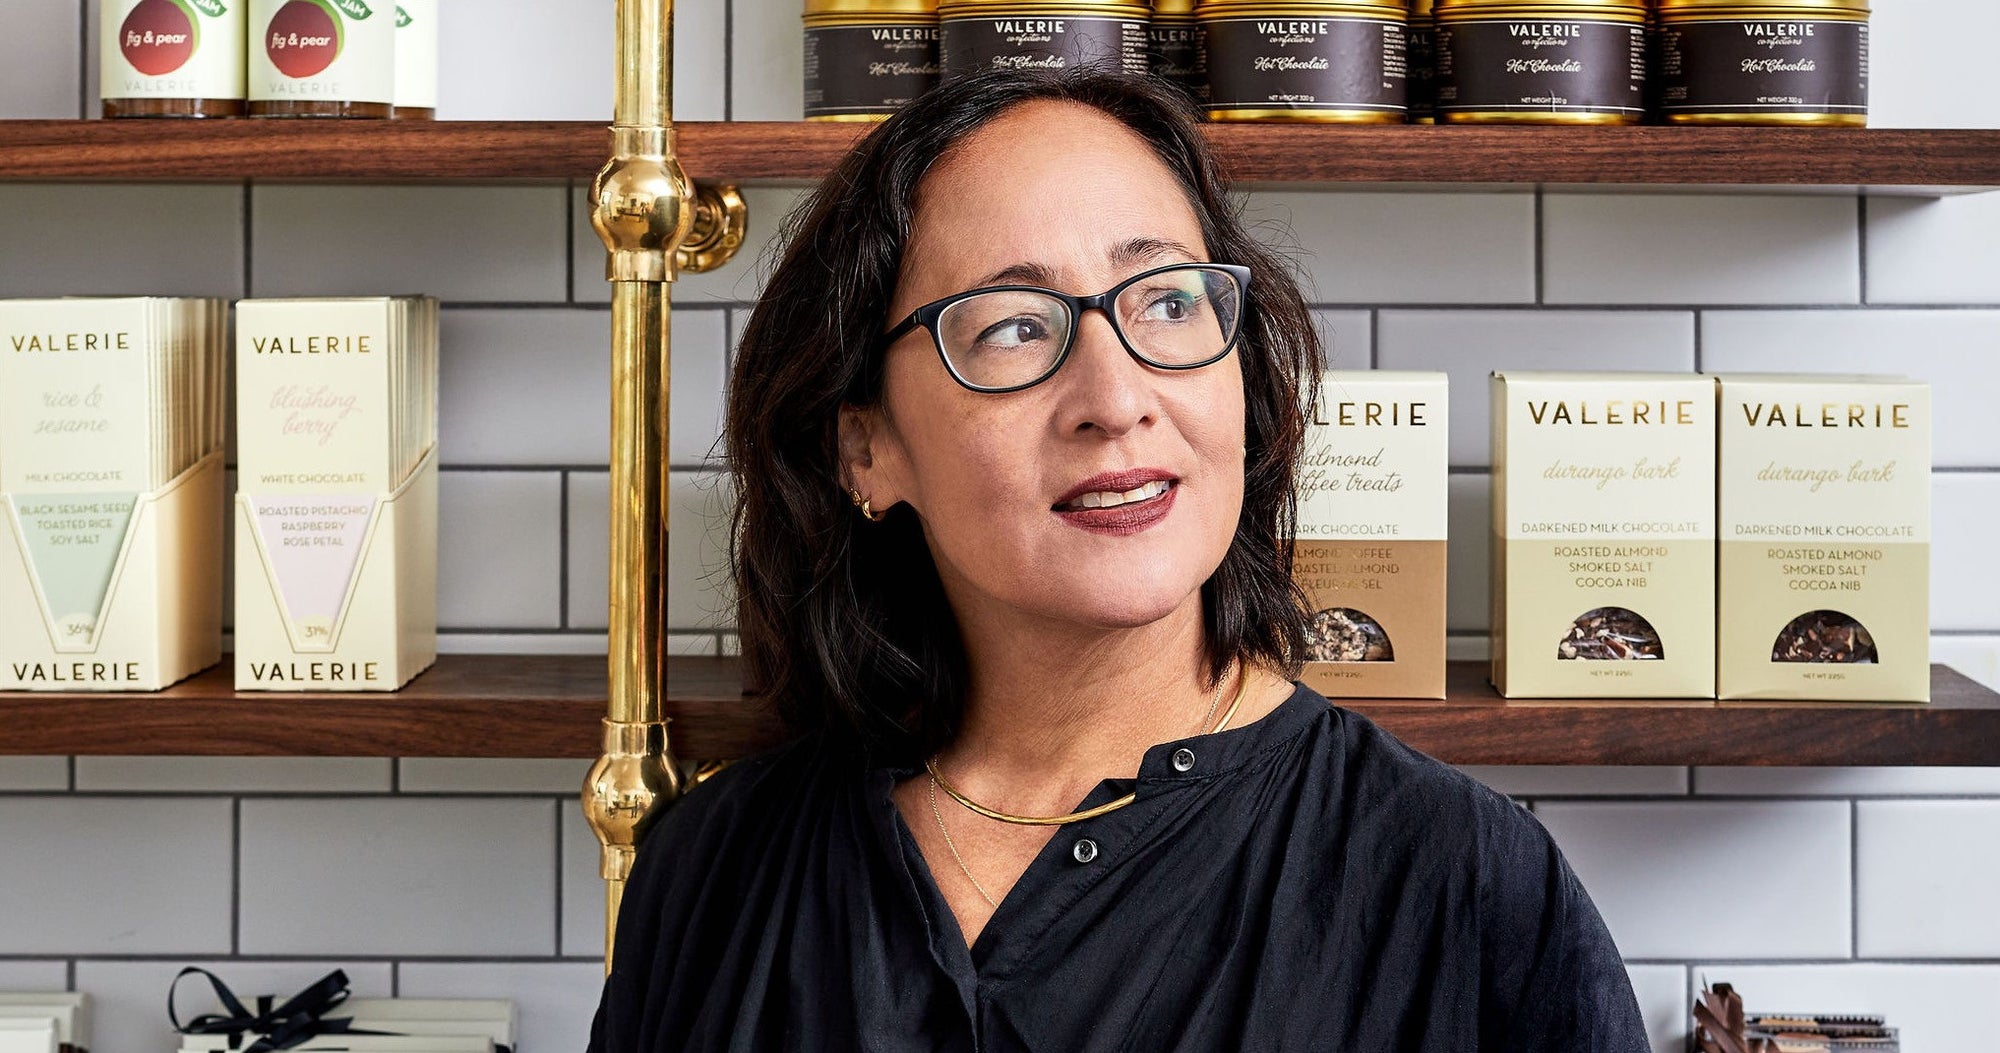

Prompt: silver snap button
xmin=1071 ymin=838 xmax=1099 ymax=863
xmin=1172 ymin=748 xmax=1196 ymax=773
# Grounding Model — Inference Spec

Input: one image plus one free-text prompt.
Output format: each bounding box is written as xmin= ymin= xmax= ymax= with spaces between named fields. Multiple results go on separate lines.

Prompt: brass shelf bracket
xmin=582 ymin=0 xmax=747 ymax=975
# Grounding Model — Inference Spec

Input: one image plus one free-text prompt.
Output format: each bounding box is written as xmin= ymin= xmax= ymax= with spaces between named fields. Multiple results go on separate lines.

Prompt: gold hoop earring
xmin=847 ymin=487 xmax=886 ymax=523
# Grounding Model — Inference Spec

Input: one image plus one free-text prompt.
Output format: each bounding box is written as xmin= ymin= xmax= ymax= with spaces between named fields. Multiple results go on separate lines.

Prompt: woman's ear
xmin=838 ymin=404 xmax=902 ymax=514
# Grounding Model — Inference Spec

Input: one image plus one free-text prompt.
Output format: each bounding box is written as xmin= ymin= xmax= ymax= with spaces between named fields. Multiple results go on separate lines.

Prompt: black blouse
xmin=588 ymin=682 xmax=1650 ymax=1052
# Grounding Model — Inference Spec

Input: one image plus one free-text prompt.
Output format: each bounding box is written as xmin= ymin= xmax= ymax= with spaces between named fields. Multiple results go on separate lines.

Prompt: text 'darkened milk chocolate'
xmin=1718 ymin=376 xmax=1929 ymax=702
xmin=1491 ymin=373 xmax=1716 ymax=698
xmin=101 ymin=0 xmax=247 ymax=117
xmin=805 ymin=0 xmax=941 ymax=120
xmin=1657 ymin=0 xmax=1869 ymax=125
xmin=1297 ymin=372 xmax=1449 ymax=699
xmin=938 ymin=1 xmax=1150 ymax=79
xmin=1199 ymin=0 xmax=1408 ymax=122
xmin=1435 ymin=0 xmax=1647 ymax=123
xmin=1150 ymin=0 xmax=1208 ymax=104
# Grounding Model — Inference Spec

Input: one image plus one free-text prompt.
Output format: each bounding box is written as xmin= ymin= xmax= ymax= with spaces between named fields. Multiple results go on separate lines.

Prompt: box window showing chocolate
xmin=1718 ymin=375 xmax=1930 ymax=702
xmin=1295 ymin=371 xmax=1448 ymax=699
xmin=1491 ymin=372 xmax=1717 ymax=698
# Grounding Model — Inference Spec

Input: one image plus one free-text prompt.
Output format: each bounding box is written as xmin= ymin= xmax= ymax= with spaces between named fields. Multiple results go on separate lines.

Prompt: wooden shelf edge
xmin=0 ymin=121 xmax=1996 ymax=193
xmin=2 ymin=655 xmax=1996 ymax=765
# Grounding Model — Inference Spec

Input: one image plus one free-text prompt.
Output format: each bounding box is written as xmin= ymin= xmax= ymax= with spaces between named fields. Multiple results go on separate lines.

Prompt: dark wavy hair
xmin=725 ymin=69 xmax=1321 ymax=761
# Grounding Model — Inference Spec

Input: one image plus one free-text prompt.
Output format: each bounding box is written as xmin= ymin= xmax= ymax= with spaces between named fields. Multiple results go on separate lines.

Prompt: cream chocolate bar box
xmin=1 ymin=298 xmax=225 ymax=691
xmin=1717 ymin=375 xmax=1930 ymax=702
xmin=1295 ymin=371 xmax=1449 ymax=699
xmin=1491 ymin=372 xmax=1717 ymax=698
xmin=233 ymin=297 xmax=438 ymax=692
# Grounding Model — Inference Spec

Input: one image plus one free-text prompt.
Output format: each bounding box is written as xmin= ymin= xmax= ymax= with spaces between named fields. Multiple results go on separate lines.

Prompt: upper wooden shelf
xmin=2 ymin=655 xmax=1998 ymax=765
xmin=1 ymin=120 xmax=1997 ymax=193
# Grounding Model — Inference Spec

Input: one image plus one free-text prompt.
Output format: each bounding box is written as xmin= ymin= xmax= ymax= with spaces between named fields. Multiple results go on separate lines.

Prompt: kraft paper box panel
xmin=1 ymin=299 xmax=224 ymax=692
xmin=1718 ymin=375 xmax=1930 ymax=702
xmin=1296 ymin=371 xmax=1448 ymax=699
xmin=233 ymin=297 xmax=437 ymax=692
xmin=1491 ymin=371 xmax=1717 ymax=698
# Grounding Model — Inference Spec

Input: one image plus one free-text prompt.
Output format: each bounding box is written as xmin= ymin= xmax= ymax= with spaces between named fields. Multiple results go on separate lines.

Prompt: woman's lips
xmin=1053 ymin=480 xmax=1178 ymax=535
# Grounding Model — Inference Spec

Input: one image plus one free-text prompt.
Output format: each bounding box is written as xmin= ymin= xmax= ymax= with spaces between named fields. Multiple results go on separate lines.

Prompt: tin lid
xmin=803 ymin=0 xmax=937 ymax=17
xmin=1435 ymin=0 xmax=1645 ymax=13
xmin=939 ymin=0 xmax=1150 ymax=14
xmin=1655 ymin=0 xmax=1868 ymax=15
xmin=1155 ymin=0 xmax=1199 ymax=14
xmin=1196 ymin=0 xmax=1407 ymax=15
xmin=1411 ymin=0 xmax=1434 ymax=14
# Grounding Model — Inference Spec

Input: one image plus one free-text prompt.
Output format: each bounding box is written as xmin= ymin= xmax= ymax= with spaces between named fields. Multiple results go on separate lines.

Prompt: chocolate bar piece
xmin=1305 ymin=607 xmax=1395 ymax=662
xmin=1557 ymin=606 xmax=1664 ymax=661
xmin=1770 ymin=610 xmax=1879 ymax=665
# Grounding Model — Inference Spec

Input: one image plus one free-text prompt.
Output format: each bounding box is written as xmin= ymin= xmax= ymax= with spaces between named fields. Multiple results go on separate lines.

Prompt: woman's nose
xmin=1056 ymin=308 xmax=1154 ymax=438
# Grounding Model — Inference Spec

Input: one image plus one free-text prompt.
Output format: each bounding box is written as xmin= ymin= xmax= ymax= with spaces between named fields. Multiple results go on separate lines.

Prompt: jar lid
xmin=1196 ymin=0 xmax=1408 ymax=15
xmin=803 ymin=0 xmax=937 ymax=16
xmin=939 ymin=0 xmax=1150 ymax=14
xmin=1655 ymin=0 xmax=1868 ymax=14
xmin=1435 ymin=0 xmax=1646 ymax=13
xmin=1155 ymin=0 xmax=1199 ymax=14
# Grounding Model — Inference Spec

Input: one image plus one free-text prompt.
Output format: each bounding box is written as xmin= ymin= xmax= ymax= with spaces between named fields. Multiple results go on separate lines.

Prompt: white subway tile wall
xmin=0 ymin=4 xmax=1996 ymax=1052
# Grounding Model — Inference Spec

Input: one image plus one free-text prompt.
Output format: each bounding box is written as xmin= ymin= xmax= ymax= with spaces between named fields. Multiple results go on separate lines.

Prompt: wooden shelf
xmin=1 ymin=120 xmax=1997 ymax=192
xmin=3 ymin=655 xmax=1996 ymax=765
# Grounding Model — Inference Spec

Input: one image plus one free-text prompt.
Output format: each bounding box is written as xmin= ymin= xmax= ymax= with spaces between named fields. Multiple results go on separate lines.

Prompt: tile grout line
xmin=76 ymin=0 xmax=88 ymax=119
xmin=552 ymin=798 xmax=565 ymax=958
xmin=1850 ymin=798 xmax=1860 ymax=961
xmin=559 ymin=471 xmax=572 ymax=629
xmin=1857 ymin=194 xmax=1870 ymax=305
xmin=566 ymin=180 xmax=578 ymax=306
xmin=242 ymin=186 xmax=255 ymax=298
xmin=1533 ymin=189 xmax=1546 ymax=305
xmin=724 ymin=0 xmax=736 ymax=121
xmin=1692 ymin=309 xmax=1704 ymax=372
xmin=230 ymin=798 xmax=242 ymax=955
xmin=1368 ymin=308 xmax=1381 ymax=369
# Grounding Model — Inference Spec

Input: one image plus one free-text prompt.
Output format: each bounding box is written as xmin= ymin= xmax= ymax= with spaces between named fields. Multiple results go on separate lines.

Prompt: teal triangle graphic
xmin=8 ymin=493 xmax=138 ymax=649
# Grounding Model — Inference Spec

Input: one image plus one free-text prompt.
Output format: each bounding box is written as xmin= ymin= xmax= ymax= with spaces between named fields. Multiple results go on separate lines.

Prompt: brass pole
xmin=583 ymin=0 xmax=747 ymax=975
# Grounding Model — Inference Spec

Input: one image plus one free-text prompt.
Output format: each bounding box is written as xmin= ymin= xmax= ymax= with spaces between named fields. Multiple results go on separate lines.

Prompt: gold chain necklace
xmin=926 ymin=664 xmax=1245 ymax=829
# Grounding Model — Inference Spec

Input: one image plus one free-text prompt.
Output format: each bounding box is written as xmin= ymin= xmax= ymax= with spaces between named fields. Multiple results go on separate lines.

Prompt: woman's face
xmin=847 ymin=99 xmax=1247 ymax=636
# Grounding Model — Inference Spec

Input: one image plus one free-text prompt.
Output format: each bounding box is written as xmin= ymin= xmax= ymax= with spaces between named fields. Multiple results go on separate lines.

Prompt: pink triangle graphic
xmin=251 ymin=496 xmax=378 ymax=651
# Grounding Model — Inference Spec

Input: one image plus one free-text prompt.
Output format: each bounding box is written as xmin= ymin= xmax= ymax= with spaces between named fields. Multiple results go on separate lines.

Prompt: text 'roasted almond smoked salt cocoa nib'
xmin=1717 ymin=375 xmax=1929 ymax=702
xmin=1491 ymin=372 xmax=1717 ymax=699
xmin=1296 ymin=372 xmax=1448 ymax=699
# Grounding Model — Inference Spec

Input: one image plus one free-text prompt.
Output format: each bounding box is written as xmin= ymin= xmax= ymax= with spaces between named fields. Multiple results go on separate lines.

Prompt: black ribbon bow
xmin=169 ymin=967 xmax=376 ymax=1052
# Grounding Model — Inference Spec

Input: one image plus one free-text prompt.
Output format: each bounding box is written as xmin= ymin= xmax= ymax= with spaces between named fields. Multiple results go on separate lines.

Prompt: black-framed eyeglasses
xmin=878 ymin=262 xmax=1252 ymax=394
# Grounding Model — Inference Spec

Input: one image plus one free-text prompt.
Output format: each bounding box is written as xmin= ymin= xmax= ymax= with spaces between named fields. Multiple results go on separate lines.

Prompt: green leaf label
xmin=329 ymin=0 xmax=372 ymax=20
xmin=189 ymin=0 xmax=227 ymax=17
xmin=396 ymin=6 xmax=412 ymax=27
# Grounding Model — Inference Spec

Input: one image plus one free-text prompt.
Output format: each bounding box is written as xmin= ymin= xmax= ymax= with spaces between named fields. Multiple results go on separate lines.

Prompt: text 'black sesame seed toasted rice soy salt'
xmin=1491 ymin=372 xmax=1716 ymax=699
xmin=1296 ymin=372 xmax=1449 ymax=699
xmin=1717 ymin=375 xmax=1929 ymax=702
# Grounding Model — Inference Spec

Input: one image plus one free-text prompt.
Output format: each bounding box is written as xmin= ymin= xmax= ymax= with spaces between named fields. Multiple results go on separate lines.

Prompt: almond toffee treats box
xmin=1490 ymin=372 xmax=1717 ymax=698
xmin=1296 ymin=372 xmax=1449 ymax=698
xmin=1718 ymin=375 xmax=1931 ymax=702
xmin=233 ymin=297 xmax=438 ymax=692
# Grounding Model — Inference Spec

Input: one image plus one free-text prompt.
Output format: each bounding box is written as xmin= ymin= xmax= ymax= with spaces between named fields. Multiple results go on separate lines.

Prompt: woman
xmin=591 ymin=70 xmax=1649 ymax=1051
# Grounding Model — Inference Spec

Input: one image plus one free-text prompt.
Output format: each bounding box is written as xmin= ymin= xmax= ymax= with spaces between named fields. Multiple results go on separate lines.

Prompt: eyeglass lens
xmin=935 ymin=265 xmax=1243 ymax=391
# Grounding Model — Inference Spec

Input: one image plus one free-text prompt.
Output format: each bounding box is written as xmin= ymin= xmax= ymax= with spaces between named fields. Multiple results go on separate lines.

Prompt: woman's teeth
xmin=1067 ymin=479 xmax=1171 ymax=510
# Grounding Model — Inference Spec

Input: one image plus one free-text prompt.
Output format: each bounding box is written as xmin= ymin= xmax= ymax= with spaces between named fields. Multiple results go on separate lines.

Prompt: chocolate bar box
xmin=1717 ymin=375 xmax=1930 ymax=702
xmin=1491 ymin=372 xmax=1717 ymax=698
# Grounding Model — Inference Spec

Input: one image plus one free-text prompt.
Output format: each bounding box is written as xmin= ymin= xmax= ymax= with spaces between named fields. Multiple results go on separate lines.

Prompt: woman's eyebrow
xmin=972 ymin=239 xmax=1199 ymax=289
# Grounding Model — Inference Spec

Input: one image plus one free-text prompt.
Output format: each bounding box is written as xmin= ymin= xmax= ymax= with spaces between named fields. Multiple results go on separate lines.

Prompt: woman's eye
xmin=975 ymin=317 xmax=1049 ymax=349
xmin=1140 ymin=292 xmax=1202 ymax=322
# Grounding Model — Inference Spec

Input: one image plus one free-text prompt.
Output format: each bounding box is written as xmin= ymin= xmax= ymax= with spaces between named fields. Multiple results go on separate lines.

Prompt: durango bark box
xmin=1490 ymin=372 xmax=1716 ymax=698
xmin=1717 ymin=375 xmax=1929 ymax=701
xmin=1295 ymin=371 xmax=1448 ymax=699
